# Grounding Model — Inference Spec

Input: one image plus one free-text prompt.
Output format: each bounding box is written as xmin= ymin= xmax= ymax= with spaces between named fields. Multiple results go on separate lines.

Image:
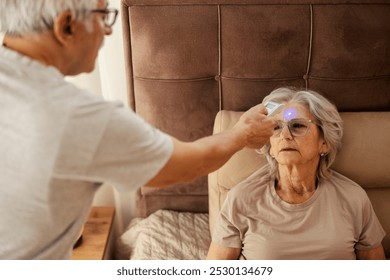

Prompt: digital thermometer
xmin=264 ymin=101 xmax=282 ymax=116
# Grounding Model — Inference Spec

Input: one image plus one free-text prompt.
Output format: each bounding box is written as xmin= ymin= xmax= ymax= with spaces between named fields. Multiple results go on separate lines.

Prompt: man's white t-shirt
xmin=212 ymin=165 xmax=386 ymax=259
xmin=0 ymin=46 xmax=173 ymax=259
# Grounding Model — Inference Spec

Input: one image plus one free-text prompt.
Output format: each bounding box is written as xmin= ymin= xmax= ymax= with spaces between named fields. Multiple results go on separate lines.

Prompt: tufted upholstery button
xmin=303 ymin=74 xmax=309 ymax=80
xmin=214 ymin=75 xmax=220 ymax=81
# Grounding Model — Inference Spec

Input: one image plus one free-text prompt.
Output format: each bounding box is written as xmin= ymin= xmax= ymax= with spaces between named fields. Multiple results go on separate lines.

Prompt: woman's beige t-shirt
xmin=212 ymin=166 xmax=386 ymax=260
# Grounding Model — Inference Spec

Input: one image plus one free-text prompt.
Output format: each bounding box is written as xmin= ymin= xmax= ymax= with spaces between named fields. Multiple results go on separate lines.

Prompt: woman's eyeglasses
xmin=272 ymin=118 xmax=315 ymax=137
xmin=91 ymin=8 xmax=118 ymax=28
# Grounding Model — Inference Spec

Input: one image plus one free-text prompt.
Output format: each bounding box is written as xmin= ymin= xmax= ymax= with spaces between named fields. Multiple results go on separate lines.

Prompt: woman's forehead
xmin=276 ymin=102 xmax=312 ymax=120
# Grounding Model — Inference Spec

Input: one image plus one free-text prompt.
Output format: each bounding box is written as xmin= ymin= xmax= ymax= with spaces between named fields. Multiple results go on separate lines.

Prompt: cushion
xmin=208 ymin=110 xmax=390 ymax=257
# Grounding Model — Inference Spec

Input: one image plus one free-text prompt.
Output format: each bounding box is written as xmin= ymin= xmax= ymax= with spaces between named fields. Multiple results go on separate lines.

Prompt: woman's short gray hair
xmin=262 ymin=87 xmax=343 ymax=180
xmin=0 ymin=0 xmax=99 ymax=36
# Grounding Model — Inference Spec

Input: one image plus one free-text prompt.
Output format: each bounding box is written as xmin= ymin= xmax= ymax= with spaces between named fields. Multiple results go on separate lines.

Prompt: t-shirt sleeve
xmin=54 ymin=96 xmax=173 ymax=192
xmin=355 ymin=194 xmax=386 ymax=251
xmin=212 ymin=191 xmax=243 ymax=249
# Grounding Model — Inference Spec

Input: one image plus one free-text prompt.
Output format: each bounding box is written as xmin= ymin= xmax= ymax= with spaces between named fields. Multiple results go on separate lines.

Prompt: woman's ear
xmin=269 ymin=145 xmax=275 ymax=158
xmin=320 ymin=141 xmax=329 ymax=155
xmin=53 ymin=11 xmax=74 ymax=45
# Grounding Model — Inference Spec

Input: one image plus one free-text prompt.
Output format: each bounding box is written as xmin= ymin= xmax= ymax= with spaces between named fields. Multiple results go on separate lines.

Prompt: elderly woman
xmin=207 ymin=87 xmax=386 ymax=260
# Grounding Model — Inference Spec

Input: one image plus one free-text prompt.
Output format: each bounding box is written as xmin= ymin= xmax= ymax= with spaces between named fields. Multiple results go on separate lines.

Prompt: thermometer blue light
xmin=283 ymin=107 xmax=298 ymax=120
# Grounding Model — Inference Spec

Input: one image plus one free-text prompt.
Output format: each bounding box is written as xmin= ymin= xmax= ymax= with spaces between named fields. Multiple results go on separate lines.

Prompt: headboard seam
xmin=305 ymin=4 xmax=314 ymax=89
xmin=134 ymin=77 xmax=215 ymax=82
xmin=218 ymin=5 xmax=223 ymax=111
xmin=309 ymin=75 xmax=390 ymax=81
xmin=221 ymin=76 xmax=302 ymax=82
xmin=131 ymin=75 xmax=390 ymax=82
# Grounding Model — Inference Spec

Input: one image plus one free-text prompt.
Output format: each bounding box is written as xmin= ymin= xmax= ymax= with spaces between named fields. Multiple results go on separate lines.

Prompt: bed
xmin=117 ymin=0 xmax=390 ymax=260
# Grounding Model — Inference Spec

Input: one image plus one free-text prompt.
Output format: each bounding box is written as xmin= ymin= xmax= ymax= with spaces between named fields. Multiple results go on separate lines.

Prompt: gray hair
xmin=262 ymin=87 xmax=343 ymax=180
xmin=0 ymin=0 xmax=99 ymax=36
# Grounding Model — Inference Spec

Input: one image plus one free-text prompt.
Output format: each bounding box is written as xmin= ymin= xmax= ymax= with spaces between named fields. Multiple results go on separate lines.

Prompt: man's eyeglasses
xmin=91 ymin=8 xmax=119 ymax=28
xmin=272 ymin=118 xmax=316 ymax=137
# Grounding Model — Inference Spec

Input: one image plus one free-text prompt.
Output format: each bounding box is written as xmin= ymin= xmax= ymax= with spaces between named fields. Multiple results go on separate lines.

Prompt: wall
xmin=66 ymin=0 xmax=136 ymax=239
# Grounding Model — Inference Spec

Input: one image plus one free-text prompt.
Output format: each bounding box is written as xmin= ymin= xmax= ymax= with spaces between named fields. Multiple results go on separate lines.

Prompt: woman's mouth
xmin=280 ymin=148 xmax=297 ymax=152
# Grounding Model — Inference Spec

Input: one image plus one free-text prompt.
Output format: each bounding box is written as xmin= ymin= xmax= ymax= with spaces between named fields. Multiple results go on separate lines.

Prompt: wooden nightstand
xmin=72 ymin=206 xmax=115 ymax=260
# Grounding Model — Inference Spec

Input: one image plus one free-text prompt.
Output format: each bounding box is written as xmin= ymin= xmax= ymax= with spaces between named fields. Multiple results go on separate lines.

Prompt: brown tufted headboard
xmin=121 ymin=0 xmax=390 ymax=220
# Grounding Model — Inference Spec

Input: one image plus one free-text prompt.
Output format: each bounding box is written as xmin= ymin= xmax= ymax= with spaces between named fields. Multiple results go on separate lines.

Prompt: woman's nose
xmin=280 ymin=125 xmax=293 ymax=139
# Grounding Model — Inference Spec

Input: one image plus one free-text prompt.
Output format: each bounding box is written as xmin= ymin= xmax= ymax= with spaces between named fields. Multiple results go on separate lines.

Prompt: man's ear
xmin=53 ymin=11 xmax=74 ymax=45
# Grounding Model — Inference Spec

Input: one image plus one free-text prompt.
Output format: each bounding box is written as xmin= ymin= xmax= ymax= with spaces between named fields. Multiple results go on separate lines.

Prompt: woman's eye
xmin=291 ymin=123 xmax=307 ymax=128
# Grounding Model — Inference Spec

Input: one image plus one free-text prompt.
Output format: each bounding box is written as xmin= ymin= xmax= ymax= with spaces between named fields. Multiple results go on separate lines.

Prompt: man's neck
xmin=3 ymin=32 xmax=68 ymax=74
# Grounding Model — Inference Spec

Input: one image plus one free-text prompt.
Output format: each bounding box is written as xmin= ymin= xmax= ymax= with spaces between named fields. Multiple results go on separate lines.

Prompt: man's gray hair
xmin=0 ymin=0 xmax=99 ymax=36
xmin=262 ymin=87 xmax=343 ymax=180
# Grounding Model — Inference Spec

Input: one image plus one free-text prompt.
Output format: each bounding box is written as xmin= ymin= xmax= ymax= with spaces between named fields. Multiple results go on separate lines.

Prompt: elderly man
xmin=0 ymin=0 xmax=276 ymax=259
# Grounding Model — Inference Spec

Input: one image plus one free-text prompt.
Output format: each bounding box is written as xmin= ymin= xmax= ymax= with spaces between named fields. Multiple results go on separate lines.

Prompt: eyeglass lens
xmin=273 ymin=119 xmax=311 ymax=137
xmin=91 ymin=9 xmax=118 ymax=27
xmin=104 ymin=10 xmax=117 ymax=27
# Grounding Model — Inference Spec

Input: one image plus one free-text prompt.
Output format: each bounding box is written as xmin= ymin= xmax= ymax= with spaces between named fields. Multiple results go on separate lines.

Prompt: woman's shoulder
xmin=227 ymin=164 xmax=272 ymax=202
xmin=327 ymin=170 xmax=363 ymax=188
xmin=324 ymin=169 xmax=369 ymax=202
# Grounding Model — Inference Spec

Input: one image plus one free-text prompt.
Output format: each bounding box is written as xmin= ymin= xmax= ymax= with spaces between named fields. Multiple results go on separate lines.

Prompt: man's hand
xmin=233 ymin=104 xmax=277 ymax=149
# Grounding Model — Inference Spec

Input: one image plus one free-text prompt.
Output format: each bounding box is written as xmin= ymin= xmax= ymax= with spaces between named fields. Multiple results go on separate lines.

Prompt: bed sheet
xmin=117 ymin=209 xmax=210 ymax=260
